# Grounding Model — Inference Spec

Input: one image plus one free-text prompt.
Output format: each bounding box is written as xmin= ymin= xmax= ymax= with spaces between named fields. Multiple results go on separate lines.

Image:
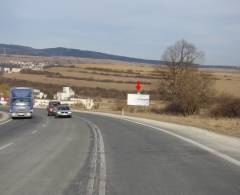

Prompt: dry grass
xmin=202 ymin=69 xmax=240 ymax=97
xmin=129 ymin=112 xmax=240 ymax=138
xmin=46 ymin=67 xmax=155 ymax=83
xmin=74 ymin=63 xmax=157 ymax=72
xmin=5 ymin=63 xmax=240 ymax=98
xmin=215 ymin=80 xmax=240 ymax=97
xmin=3 ymin=73 xmax=153 ymax=91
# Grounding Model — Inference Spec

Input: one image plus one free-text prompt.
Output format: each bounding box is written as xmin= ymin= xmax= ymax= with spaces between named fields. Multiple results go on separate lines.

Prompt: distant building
xmin=56 ymin=87 xmax=75 ymax=101
xmin=34 ymin=98 xmax=94 ymax=109
xmin=33 ymin=89 xmax=47 ymax=99
xmin=0 ymin=66 xmax=22 ymax=73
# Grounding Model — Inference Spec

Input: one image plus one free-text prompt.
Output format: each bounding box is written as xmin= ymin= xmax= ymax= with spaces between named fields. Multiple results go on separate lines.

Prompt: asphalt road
xmin=0 ymin=109 xmax=91 ymax=195
xmin=0 ymin=109 xmax=240 ymax=195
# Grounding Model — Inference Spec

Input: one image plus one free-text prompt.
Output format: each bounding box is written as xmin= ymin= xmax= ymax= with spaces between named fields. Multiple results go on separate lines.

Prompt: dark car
xmin=47 ymin=101 xmax=61 ymax=116
xmin=55 ymin=104 xmax=72 ymax=118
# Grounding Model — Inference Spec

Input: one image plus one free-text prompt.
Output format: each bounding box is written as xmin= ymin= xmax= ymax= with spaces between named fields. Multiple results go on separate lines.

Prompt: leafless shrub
xmin=210 ymin=94 xmax=240 ymax=118
xmin=20 ymin=69 xmax=62 ymax=77
xmin=93 ymin=103 xmax=100 ymax=110
xmin=161 ymin=70 xmax=215 ymax=115
xmin=112 ymin=99 xmax=126 ymax=111
xmin=157 ymin=40 xmax=215 ymax=115
xmin=76 ymin=70 xmax=158 ymax=79
xmin=150 ymin=107 xmax=164 ymax=114
xmin=84 ymin=67 xmax=139 ymax=75
xmin=73 ymin=102 xmax=85 ymax=109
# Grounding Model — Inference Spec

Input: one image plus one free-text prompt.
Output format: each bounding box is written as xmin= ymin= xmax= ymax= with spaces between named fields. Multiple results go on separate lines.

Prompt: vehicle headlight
xmin=68 ymin=111 xmax=72 ymax=114
xmin=57 ymin=111 xmax=61 ymax=114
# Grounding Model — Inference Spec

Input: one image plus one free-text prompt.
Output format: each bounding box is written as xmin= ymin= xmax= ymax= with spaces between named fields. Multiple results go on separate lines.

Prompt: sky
xmin=1 ymin=0 xmax=240 ymax=65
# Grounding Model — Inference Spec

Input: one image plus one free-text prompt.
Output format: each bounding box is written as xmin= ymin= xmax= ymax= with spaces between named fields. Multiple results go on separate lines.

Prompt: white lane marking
xmin=31 ymin=130 xmax=38 ymax=134
xmin=98 ymin=125 xmax=106 ymax=195
xmin=87 ymin=122 xmax=98 ymax=195
xmin=0 ymin=119 xmax=12 ymax=126
xmin=124 ymin=119 xmax=240 ymax=168
xmin=0 ymin=142 xmax=14 ymax=151
xmin=74 ymin=116 xmax=106 ymax=195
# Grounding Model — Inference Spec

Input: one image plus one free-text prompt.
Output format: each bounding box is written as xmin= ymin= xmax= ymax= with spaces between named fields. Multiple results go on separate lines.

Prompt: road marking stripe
xmin=0 ymin=119 xmax=12 ymax=126
xmin=31 ymin=130 xmax=38 ymax=134
xmin=124 ymin=119 xmax=240 ymax=168
xmin=98 ymin=125 xmax=106 ymax=195
xmin=0 ymin=143 xmax=14 ymax=151
xmin=74 ymin=116 xmax=106 ymax=195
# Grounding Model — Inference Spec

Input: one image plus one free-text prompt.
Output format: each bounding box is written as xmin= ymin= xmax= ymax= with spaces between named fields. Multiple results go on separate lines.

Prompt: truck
xmin=9 ymin=87 xmax=34 ymax=119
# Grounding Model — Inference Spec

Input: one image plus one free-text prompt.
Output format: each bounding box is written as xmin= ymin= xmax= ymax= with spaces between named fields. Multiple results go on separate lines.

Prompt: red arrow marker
xmin=136 ymin=81 xmax=141 ymax=91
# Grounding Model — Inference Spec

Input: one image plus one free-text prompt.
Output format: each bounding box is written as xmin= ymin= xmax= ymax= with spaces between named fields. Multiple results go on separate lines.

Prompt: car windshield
xmin=11 ymin=98 xmax=31 ymax=106
xmin=58 ymin=106 xmax=70 ymax=111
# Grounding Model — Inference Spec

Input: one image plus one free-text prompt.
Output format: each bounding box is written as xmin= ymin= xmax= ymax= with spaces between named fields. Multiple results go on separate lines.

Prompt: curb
xmin=0 ymin=111 xmax=10 ymax=124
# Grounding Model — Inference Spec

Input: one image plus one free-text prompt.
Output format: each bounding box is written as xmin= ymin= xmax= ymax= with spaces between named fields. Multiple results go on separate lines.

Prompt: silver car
xmin=55 ymin=105 xmax=72 ymax=118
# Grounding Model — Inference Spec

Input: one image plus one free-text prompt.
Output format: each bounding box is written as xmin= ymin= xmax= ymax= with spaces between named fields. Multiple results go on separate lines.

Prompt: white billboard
xmin=127 ymin=94 xmax=150 ymax=106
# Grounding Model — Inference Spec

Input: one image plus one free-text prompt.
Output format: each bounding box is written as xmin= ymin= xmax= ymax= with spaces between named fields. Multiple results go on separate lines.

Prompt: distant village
xmin=0 ymin=60 xmax=95 ymax=109
xmin=0 ymin=60 xmax=59 ymax=73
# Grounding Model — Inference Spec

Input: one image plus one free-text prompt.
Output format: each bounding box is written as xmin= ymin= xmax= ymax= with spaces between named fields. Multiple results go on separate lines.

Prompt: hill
xmin=0 ymin=44 xmax=164 ymax=65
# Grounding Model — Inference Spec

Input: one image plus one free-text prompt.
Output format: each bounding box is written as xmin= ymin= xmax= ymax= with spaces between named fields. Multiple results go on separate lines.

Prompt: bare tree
xmin=162 ymin=39 xmax=204 ymax=73
xmin=158 ymin=40 xmax=214 ymax=115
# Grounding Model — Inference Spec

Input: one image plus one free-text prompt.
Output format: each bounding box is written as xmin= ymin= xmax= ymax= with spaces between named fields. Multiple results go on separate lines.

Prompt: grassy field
xmin=205 ymin=69 xmax=240 ymax=97
xmin=3 ymin=61 xmax=240 ymax=97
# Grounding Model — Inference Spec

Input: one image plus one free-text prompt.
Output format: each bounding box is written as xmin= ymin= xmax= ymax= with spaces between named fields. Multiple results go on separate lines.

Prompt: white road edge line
xmin=98 ymin=123 xmax=106 ymax=195
xmin=124 ymin=118 xmax=240 ymax=168
xmin=0 ymin=119 xmax=12 ymax=126
xmin=0 ymin=142 xmax=14 ymax=151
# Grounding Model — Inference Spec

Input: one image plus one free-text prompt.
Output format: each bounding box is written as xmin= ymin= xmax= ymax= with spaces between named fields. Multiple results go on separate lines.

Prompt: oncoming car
xmin=55 ymin=105 xmax=72 ymax=118
xmin=47 ymin=101 xmax=61 ymax=116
